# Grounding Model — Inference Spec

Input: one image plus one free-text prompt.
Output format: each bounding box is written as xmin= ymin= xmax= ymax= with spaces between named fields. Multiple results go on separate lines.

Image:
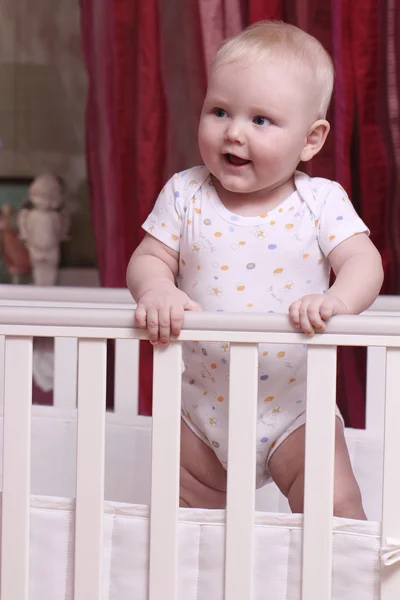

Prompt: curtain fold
xmin=80 ymin=0 xmax=167 ymax=288
xmin=198 ymin=0 xmax=245 ymax=72
xmin=80 ymin=0 xmax=119 ymax=285
xmin=157 ymin=0 xmax=206 ymax=177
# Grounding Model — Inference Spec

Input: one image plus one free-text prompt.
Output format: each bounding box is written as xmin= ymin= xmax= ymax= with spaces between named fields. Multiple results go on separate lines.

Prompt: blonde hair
xmin=213 ymin=21 xmax=334 ymax=119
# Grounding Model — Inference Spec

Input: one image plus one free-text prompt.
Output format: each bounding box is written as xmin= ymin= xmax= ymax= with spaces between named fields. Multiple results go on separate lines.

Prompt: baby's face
xmin=198 ymin=57 xmax=320 ymax=198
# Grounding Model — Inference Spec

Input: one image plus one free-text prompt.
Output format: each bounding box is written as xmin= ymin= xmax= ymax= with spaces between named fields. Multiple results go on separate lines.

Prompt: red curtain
xmin=80 ymin=0 xmax=167 ymax=287
xmin=80 ymin=0 xmax=167 ymax=412
xmin=81 ymin=1 xmax=399 ymax=425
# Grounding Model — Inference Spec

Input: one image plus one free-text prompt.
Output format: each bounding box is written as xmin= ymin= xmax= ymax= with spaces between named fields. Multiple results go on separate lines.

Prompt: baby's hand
xmin=135 ymin=285 xmax=201 ymax=344
xmin=288 ymin=294 xmax=347 ymax=335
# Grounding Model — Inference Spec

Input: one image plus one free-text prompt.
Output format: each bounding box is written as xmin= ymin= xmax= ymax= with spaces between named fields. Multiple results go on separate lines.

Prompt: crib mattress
xmin=8 ymin=495 xmax=390 ymax=600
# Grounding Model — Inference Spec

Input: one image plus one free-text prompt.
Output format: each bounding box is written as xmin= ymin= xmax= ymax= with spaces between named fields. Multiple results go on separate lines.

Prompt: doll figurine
xmin=17 ymin=174 xmax=70 ymax=286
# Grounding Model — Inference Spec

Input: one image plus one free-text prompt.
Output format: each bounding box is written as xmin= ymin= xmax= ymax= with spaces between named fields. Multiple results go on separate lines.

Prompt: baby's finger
xmin=320 ymin=301 xmax=334 ymax=321
xmin=288 ymin=301 xmax=302 ymax=328
xmin=186 ymin=298 xmax=202 ymax=312
xmin=299 ymin=304 xmax=315 ymax=335
xmin=134 ymin=305 xmax=147 ymax=329
xmin=170 ymin=305 xmax=185 ymax=337
xmin=158 ymin=307 xmax=172 ymax=344
xmin=146 ymin=308 xmax=160 ymax=344
xmin=307 ymin=303 xmax=326 ymax=332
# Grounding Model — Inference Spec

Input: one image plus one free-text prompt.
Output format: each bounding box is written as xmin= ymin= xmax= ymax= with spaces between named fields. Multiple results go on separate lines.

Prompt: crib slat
xmin=114 ymin=338 xmax=140 ymax=420
xmin=149 ymin=343 xmax=182 ymax=600
xmin=302 ymin=345 xmax=337 ymax=600
xmin=381 ymin=347 xmax=400 ymax=599
xmin=365 ymin=346 xmax=386 ymax=436
xmin=225 ymin=343 xmax=258 ymax=600
xmin=54 ymin=337 xmax=78 ymax=408
xmin=0 ymin=336 xmax=5 ymax=409
xmin=1 ymin=337 xmax=32 ymax=600
xmin=74 ymin=339 xmax=107 ymax=600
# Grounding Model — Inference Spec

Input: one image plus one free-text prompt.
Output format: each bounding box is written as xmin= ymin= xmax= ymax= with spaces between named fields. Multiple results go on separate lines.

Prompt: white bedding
xmin=21 ymin=496 xmax=385 ymax=600
xmin=0 ymin=409 xmax=390 ymax=599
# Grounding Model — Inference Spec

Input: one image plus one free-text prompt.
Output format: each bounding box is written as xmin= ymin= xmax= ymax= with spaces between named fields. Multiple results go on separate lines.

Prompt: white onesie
xmin=142 ymin=166 xmax=369 ymax=486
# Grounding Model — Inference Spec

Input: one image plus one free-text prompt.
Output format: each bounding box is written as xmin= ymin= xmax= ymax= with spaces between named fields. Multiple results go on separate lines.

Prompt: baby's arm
xmin=289 ymin=233 xmax=384 ymax=335
xmin=127 ymin=234 xmax=201 ymax=344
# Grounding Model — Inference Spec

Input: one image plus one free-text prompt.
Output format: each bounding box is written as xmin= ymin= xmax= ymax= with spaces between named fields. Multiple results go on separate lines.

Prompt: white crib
xmin=0 ymin=285 xmax=399 ymax=599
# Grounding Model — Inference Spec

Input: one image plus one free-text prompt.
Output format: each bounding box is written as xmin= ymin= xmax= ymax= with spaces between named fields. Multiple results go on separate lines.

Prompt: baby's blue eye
xmin=253 ymin=115 xmax=270 ymax=126
xmin=214 ymin=108 xmax=227 ymax=118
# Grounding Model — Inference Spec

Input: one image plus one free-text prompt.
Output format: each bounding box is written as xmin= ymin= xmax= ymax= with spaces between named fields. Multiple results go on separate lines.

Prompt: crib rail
xmin=0 ymin=284 xmax=397 ymax=428
xmin=0 ymin=302 xmax=399 ymax=599
xmin=0 ymin=282 xmax=398 ymax=310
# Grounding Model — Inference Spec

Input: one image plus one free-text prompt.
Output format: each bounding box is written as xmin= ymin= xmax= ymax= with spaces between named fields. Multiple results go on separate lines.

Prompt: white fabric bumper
xmin=20 ymin=496 xmax=386 ymax=600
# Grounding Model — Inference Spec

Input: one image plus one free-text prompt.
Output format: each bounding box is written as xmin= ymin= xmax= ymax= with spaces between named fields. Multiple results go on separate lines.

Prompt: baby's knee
xmin=333 ymin=480 xmax=366 ymax=520
xmin=180 ymin=465 xmax=226 ymax=509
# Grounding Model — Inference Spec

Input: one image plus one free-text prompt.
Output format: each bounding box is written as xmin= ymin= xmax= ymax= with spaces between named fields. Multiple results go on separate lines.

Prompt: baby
xmin=127 ymin=21 xmax=383 ymax=518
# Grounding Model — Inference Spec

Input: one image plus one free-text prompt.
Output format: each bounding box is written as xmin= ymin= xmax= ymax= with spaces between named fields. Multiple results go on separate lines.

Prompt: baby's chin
xmin=204 ymin=165 xmax=256 ymax=192
xmin=213 ymin=177 xmax=264 ymax=197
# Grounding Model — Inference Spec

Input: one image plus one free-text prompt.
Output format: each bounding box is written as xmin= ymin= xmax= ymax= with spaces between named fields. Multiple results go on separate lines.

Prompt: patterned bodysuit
xmin=143 ymin=166 xmax=368 ymax=486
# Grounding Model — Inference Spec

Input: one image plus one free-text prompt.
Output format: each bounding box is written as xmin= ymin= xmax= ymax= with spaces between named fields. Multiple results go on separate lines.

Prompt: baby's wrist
xmin=324 ymin=292 xmax=348 ymax=314
xmin=138 ymin=278 xmax=176 ymax=299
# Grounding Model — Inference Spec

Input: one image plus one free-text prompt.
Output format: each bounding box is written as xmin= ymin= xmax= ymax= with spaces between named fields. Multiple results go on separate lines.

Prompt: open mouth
xmin=224 ymin=153 xmax=251 ymax=167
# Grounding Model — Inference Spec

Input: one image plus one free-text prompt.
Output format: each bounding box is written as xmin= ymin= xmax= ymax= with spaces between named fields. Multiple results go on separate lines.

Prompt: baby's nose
xmin=224 ymin=120 xmax=245 ymax=144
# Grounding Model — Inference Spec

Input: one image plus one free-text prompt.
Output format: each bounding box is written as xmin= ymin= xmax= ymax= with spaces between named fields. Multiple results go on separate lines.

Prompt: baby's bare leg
xmin=268 ymin=420 xmax=367 ymax=520
xmin=180 ymin=419 xmax=227 ymax=508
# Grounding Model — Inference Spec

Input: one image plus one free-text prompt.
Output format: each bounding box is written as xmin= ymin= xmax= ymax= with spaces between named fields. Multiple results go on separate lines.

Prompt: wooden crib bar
xmin=302 ymin=346 xmax=337 ymax=600
xmin=1 ymin=337 xmax=32 ymax=600
xmin=366 ymin=346 xmax=386 ymax=436
xmin=381 ymin=347 xmax=400 ymax=599
xmin=225 ymin=343 xmax=258 ymax=600
xmin=74 ymin=339 xmax=107 ymax=600
xmin=0 ymin=337 xmax=5 ymax=409
xmin=114 ymin=338 xmax=140 ymax=419
xmin=54 ymin=337 xmax=78 ymax=409
xmin=149 ymin=343 xmax=182 ymax=600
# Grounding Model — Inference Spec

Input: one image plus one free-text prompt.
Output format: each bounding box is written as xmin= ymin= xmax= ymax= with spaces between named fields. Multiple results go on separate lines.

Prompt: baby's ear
xmin=300 ymin=120 xmax=330 ymax=162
